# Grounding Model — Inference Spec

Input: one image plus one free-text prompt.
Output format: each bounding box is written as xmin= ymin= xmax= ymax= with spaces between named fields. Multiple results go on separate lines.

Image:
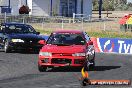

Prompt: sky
xmin=127 ymin=0 xmax=132 ymax=2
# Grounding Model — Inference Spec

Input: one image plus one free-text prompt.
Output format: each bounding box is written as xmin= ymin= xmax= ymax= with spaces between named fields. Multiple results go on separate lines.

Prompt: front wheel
xmin=84 ymin=54 xmax=95 ymax=70
xmin=38 ymin=65 xmax=47 ymax=72
xmin=4 ymin=40 xmax=11 ymax=53
xmin=89 ymin=60 xmax=95 ymax=69
xmin=89 ymin=52 xmax=95 ymax=69
xmin=83 ymin=61 xmax=95 ymax=71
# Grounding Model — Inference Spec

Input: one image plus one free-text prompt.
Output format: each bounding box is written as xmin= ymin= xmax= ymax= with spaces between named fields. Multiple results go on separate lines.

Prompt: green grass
xmin=38 ymin=29 xmax=52 ymax=35
xmin=37 ymin=29 xmax=132 ymax=38
xmin=31 ymin=21 xmax=132 ymax=38
xmin=87 ymin=30 xmax=132 ymax=38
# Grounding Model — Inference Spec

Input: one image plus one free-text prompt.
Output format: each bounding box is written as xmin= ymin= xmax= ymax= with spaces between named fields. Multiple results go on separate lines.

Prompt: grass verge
xmin=36 ymin=29 xmax=132 ymax=38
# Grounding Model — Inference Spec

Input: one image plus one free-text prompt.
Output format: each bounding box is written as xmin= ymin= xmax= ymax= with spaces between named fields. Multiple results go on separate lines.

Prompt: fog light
xmin=74 ymin=59 xmax=84 ymax=64
xmin=41 ymin=58 xmax=49 ymax=63
xmin=74 ymin=59 xmax=80 ymax=64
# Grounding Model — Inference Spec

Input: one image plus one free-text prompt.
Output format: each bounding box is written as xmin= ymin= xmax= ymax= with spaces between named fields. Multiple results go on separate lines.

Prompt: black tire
xmin=84 ymin=53 xmax=95 ymax=71
xmin=38 ymin=65 xmax=47 ymax=72
xmin=89 ymin=60 xmax=95 ymax=69
xmin=4 ymin=40 xmax=11 ymax=53
xmin=82 ymin=78 xmax=91 ymax=86
xmin=89 ymin=52 xmax=95 ymax=69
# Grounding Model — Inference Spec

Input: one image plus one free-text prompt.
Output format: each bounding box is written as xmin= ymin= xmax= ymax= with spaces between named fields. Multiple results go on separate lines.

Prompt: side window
xmin=84 ymin=32 xmax=90 ymax=42
xmin=47 ymin=33 xmax=54 ymax=44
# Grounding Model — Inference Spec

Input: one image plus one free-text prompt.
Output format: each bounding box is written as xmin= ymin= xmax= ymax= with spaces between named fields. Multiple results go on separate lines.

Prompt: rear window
xmin=2 ymin=24 xmax=36 ymax=34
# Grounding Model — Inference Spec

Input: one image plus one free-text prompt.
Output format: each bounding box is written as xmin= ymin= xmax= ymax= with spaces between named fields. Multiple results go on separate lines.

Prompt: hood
xmin=8 ymin=33 xmax=46 ymax=40
xmin=41 ymin=45 xmax=86 ymax=53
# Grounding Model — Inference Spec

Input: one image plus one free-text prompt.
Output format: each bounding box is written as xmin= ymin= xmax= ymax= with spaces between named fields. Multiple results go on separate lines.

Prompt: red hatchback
xmin=38 ymin=30 xmax=95 ymax=72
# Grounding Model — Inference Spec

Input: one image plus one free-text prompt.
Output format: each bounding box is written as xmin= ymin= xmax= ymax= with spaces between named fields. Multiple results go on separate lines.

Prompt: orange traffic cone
xmin=81 ymin=67 xmax=89 ymax=78
xmin=81 ymin=67 xmax=91 ymax=86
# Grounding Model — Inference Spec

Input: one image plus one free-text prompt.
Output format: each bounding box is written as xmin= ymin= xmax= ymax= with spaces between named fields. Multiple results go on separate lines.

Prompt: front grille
xmin=51 ymin=58 xmax=71 ymax=64
xmin=24 ymin=41 xmax=37 ymax=44
xmin=52 ymin=53 xmax=72 ymax=56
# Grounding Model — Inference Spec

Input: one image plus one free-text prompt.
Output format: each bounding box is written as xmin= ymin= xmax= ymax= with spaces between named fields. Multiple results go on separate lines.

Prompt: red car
xmin=38 ymin=30 xmax=95 ymax=72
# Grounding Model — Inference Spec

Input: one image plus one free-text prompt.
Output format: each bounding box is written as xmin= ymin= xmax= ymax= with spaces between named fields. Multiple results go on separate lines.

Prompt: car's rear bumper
xmin=38 ymin=55 xmax=86 ymax=67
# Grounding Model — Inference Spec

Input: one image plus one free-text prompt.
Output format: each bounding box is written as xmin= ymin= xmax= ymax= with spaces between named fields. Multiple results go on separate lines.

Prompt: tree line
xmin=93 ymin=0 xmax=132 ymax=11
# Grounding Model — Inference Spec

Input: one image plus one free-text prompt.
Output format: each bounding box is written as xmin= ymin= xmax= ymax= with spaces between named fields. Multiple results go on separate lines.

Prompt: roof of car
xmin=53 ymin=29 xmax=83 ymax=34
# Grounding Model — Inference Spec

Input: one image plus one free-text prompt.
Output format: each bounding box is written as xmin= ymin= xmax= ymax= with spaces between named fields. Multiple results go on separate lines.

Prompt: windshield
xmin=47 ymin=33 xmax=86 ymax=45
xmin=3 ymin=24 xmax=36 ymax=34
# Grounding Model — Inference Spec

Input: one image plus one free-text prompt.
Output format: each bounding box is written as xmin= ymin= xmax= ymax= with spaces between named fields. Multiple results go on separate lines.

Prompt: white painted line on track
xmin=97 ymin=52 xmax=132 ymax=56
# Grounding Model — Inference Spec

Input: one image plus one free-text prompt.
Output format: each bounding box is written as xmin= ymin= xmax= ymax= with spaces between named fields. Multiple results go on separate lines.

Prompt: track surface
xmin=0 ymin=51 xmax=132 ymax=88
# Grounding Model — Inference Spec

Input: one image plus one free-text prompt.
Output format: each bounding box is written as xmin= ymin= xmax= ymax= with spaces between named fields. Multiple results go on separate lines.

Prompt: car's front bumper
xmin=38 ymin=55 xmax=86 ymax=67
xmin=9 ymin=42 xmax=43 ymax=49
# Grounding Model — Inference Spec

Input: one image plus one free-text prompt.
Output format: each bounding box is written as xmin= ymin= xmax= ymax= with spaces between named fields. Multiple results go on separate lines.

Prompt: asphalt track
xmin=0 ymin=51 xmax=132 ymax=88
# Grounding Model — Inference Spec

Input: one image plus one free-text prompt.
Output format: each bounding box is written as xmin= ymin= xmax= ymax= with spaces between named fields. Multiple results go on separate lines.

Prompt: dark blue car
xmin=0 ymin=23 xmax=46 ymax=53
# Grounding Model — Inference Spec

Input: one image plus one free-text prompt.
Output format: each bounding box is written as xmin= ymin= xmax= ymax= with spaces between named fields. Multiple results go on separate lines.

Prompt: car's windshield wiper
xmin=72 ymin=43 xmax=85 ymax=45
xmin=52 ymin=43 xmax=71 ymax=46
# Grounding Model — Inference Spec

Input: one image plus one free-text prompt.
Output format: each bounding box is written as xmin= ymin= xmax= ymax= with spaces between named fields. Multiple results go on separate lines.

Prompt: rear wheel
xmin=4 ymin=40 xmax=11 ymax=53
xmin=38 ymin=65 xmax=47 ymax=72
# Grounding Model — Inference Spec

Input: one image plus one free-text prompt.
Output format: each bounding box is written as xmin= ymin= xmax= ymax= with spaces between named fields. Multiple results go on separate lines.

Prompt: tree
xmin=92 ymin=0 xmax=130 ymax=11
xmin=92 ymin=0 xmax=115 ymax=11
xmin=127 ymin=2 xmax=132 ymax=11
xmin=102 ymin=0 xmax=114 ymax=11
xmin=19 ymin=5 xmax=30 ymax=14
xmin=114 ymin=0 xmax=127 ymax=4
xmin=92 ymin=0 xmax=99 ymax=10
xmin=128 ymin=2 xmax=132 ymax=7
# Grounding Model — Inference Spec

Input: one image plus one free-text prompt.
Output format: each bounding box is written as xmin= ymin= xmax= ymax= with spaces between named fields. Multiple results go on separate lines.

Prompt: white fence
xmin=0 ymin=13 xmax=127 ymax=32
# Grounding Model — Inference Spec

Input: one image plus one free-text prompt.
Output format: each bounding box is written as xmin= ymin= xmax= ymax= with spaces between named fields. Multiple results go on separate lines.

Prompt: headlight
xmin=12 ymin=39 xmax=24 ymax=43
xmin=72 ymin=53 xmax=86 ymax=56
xmin=39 ymin=52 xmax=52 ymax=57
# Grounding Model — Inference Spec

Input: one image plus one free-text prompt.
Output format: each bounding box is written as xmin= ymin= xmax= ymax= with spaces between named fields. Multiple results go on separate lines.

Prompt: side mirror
xmin=87 ymin=41 xmax=93 ymax=46
xmin=38 ymin=40 xmax=46 ymax=45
